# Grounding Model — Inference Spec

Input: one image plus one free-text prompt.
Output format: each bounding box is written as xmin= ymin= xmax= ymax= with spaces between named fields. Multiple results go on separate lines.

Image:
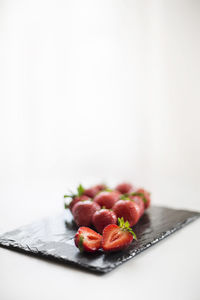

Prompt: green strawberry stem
xmin=118 ymin=217 xmax=137 ymax=240
xmin=120 ymin=194 xmax=131 ymax=200
xmin=131 ymin=192 xmax=147 ymax=203
xmin=78 ymin=235 xmax=84 ymax=252
xmin=64 ymin=202 xmax=70 ymax=209
xmin=77 ymin=184 xmax=85 ymax=196
xmin=64 ymin=184 xmax=85 ymax=209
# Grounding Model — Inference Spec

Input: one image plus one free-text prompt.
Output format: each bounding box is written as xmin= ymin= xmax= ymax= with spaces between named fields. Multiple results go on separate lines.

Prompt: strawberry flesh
xmin=75 ymin=227 xmax=102 ymax=252
xmin=102 ymin=224 xmax=134 ymax=252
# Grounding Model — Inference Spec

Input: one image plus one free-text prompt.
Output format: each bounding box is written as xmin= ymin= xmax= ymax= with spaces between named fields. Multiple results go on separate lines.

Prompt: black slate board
xmin=0 ymin=206 xmax=199 ymax=273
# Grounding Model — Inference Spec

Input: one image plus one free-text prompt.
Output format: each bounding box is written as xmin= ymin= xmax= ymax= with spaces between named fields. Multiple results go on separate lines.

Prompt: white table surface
xmin=0 ymin=179 xmax=200 ymax=300
xmin=1 ymin=0 xmax=200 ymax=299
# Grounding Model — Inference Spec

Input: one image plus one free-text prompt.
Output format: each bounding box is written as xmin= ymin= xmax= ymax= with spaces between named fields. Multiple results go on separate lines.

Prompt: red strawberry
xmin=132 ymin=188 xmax=151 ymax=209
xmin=83 ymin=184 xmax=106 ymax=198
xmin=68 ymin=195 xmax=91 ymax=212
xmin=83 ymin=186 xmax=99 ymax=198
xmin=75 ymin=227 xmax=102 ymax=252
xmin=64 ymin=184 xmax=89 ymax=212
xmin=93 ymin=191 xmax=120 ymax=209
xmin=129 ymin=195 xmax=144 ymax=217
xmin=112 ymin=199 xmax=140 ymax=227
xmin=72 ymin=200 xmax=100 ymax=227
xmin=102 ymin=217 xmax=137 ymax=252
xmin=92 ymin=209 xmax=117 ymax=234
xmin=115 ymin=182 xmax=134 ymax=194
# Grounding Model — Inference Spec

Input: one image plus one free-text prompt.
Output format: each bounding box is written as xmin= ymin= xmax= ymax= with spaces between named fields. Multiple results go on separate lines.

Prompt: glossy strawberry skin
xmin=115 ymin=182 xmax=134 ymax=194
xmin=129 ymin=195 xmax=144 ymax=218
xmin=75 ymin=227 xmax=102 ymax=252
xmin=83 ymin=184 xmax=106 ymax=198
xmin=93 ymin=191 xmax=120 ymax=209
xmin=69 ymin=195 xmax=91 ymax=212
xmin=72 ymin=200 xmax=100 ymax=227
xmin=112 ymin=200 xmax=140 ymax=227
xmin=135 ymin=188 xmax=151 ymax=209
xmin=92 ymin=209 xmax=117 ymax=234
xmin=102 ymin=224 xmax=133 ymax=252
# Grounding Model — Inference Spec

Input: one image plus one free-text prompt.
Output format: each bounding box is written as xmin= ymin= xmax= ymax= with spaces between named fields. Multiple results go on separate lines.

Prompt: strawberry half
xmin=102 ymin=217 xmax=137 ymax=252
xmin=75 ymin=227 xmax=102 ymax=252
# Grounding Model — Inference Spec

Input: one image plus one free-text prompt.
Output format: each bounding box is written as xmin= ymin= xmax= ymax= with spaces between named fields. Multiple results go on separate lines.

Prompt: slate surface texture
xmin=0 ymin=206 xmax=199 ymax=273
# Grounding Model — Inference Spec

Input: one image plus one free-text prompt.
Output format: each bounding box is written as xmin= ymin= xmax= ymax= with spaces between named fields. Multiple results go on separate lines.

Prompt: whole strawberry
xmin=68 ymin=195 xmax=91 ymax=212
xmin=129 ymin=195 xmax=145 ymax=218
xmin=83 ymin=184 xmax=106 ymax=198
xmin=115 ymin=182 xmax=134 ymax=194
xmin=112 ymin=199 xmax=140 ymax=227
xmin=94 ymin=191 xmax=120 ymax=209
xmin=132 ymin=188 xmax=151 ymax=209
xmin=72 ymin=200 xmax=100 ymax=227
xmin=64 ymin=184 xmax=90 ymax=212
xmin=75 ymin=227 xmax=102 ymax=252
xmin=102 ymin=217 xmax=137 ymax=252
xmin=92 ymin=208 xmax=117 ymax=234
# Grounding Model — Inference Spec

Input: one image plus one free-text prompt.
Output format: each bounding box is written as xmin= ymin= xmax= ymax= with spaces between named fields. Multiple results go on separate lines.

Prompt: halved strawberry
xmin=102 ymin=217 xmax=137 ymax=252
xmin=75 ymin=227 xmax=102 ymax=252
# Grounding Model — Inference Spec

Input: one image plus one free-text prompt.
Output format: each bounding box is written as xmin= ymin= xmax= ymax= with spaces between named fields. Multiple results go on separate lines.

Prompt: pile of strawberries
xmin=64 ymin=182 xmax=151 ymax=252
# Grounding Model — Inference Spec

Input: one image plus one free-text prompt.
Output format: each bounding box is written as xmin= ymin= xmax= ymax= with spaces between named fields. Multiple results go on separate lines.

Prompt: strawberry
xmin=83 ymin=184 xmax=106 ymax=198
xmin=129 ymin=195 xmax=145 ymax=217
xmin=93 ymin=191 xmax=120 ymax=209
xmin=102 ymin=217 xmax=137 ymax=252
xmin=72 ymin=200 xmax=100 ymax=227
xmin=66 ymin=195 xmax=91 ymax=212
xmin=112 ymin=199 xmax=140 ymax=227
xmin=64 ymin=184 xmax=89 ymax=212
xmin=115 ymin=182 xmax=134 ymax=194
xmin=92 ymin=208 xmax=117 ymax=234
xmin=131 ymin=188 xmax=151 ymax=209
xmin=75 ymin=227 xmax=102 ymax=252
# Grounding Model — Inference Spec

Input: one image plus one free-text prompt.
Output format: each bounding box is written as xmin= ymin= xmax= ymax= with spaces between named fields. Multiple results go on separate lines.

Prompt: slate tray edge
xmin=0 ymin=209 xmax=199 ymax=274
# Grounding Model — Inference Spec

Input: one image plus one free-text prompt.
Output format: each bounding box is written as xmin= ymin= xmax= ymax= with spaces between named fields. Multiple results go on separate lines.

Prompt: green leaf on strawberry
xmin=120 ymin=194 xmax=131 ymax=200
xmin=118 ymin=217 xmax=137 ymax=240
xmin=131 ymin=192 xmax=147 ymax=203
xmin=77 ymin=184 xmax=85 ymax=197
xmin=78 ymin=235 xmax=84 ymax=252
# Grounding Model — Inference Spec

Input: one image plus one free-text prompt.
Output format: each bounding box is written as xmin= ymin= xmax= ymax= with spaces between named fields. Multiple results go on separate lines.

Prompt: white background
xmin=0 ymin=0 xmax=200 ymax=299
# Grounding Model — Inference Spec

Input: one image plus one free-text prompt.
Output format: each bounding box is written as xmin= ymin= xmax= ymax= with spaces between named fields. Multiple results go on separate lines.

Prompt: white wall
xmin=0 ymin=0 xmax=200 ymax=228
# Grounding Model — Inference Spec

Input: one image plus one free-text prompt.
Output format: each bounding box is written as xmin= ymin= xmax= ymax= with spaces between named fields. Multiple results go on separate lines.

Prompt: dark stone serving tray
xmin=0 ymin=206 xmax=199 ymax=273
